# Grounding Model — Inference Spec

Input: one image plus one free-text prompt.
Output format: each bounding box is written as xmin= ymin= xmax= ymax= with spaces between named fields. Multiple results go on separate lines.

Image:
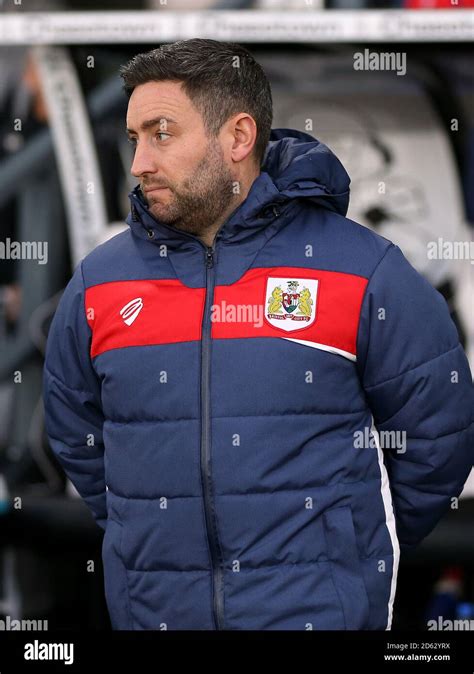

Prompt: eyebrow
xmin=126 ymin=116 xmax=178 ymax=136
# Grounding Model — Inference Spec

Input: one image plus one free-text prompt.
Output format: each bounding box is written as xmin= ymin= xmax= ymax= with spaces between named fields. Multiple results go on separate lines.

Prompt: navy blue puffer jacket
xmin=43 ymin=128 xmax=474 ymax=630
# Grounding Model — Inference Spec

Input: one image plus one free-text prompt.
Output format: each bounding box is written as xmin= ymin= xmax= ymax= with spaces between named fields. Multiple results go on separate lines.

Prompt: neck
xmin=198 ymin=167 xmax=260 ymax=248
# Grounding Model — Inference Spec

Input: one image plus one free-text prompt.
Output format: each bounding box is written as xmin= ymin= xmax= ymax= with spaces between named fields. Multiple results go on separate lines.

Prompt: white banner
xmin=33 ymin=46 xmax=108 ymax=267
xmin=1 ymin=10 xmax=473 ymax=45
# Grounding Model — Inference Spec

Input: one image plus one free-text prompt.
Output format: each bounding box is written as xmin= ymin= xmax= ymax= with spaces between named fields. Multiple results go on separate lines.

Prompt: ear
xmin=229 ymin=113 xmax=257 ymax=164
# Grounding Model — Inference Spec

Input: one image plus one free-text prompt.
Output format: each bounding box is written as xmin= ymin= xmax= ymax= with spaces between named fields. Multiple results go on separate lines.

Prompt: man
xmin=43 ymin=39 xmax=474 ymax=631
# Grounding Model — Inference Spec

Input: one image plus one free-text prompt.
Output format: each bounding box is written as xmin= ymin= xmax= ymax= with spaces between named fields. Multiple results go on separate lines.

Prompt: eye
xmin=156 ymin=132 xmax=171 ymax=142
xmin=127 ymin=137 xmax=137 ymax=147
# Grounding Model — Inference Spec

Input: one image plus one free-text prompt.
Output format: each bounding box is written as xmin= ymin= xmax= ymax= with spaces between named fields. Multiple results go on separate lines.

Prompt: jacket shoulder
xmin=80 ymin=228 xmax=138 ymax=287
xmin=297 ymin=203 xmax=395 ymax=278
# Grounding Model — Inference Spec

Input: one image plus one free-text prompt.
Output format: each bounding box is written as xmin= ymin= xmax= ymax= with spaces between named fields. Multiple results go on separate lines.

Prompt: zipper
xmin=133 ymin=191 xmax=228 ymax=629
xmin=200 ymin=243 xmax=225 ymax=630
xmin=131 ymin=191 xmax=282 ymax=630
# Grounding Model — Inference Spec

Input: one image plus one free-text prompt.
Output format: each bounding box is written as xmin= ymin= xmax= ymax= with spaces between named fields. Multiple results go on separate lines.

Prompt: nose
xmin=130 ymin=140 xmax=158 ymax=178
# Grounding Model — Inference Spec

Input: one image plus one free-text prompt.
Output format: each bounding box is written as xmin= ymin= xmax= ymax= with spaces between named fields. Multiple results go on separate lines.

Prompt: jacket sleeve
xmin=43 ymin=261 xmax=107 ymax=531
xmin=356 ymin=243 xmax=474 ymax=550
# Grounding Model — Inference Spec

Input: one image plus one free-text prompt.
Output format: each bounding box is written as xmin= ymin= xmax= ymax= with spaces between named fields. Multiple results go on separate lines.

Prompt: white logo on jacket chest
xmin=265 ymin=277 xmax=318 ymax=332
xmin=120 ymin=297 xmax=143 ymax=326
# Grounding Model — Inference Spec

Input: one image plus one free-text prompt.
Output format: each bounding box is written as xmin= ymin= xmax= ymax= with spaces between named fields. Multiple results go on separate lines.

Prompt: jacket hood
xmin=261 ymin=128 xmax=350 ymax=216
xmin=126 ymin=127 xmax=350 ymax=245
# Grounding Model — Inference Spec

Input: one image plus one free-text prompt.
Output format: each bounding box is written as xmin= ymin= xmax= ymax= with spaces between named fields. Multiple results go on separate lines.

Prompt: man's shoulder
xmin=80 ymin=227 xmax=136 ymax=287
xmin=293 ymin=203 xmax=395 ymax=277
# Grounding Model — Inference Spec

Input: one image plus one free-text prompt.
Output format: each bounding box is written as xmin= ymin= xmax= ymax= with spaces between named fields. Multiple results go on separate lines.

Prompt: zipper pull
xmin=206 ymin=247 xmax=214 ymax=268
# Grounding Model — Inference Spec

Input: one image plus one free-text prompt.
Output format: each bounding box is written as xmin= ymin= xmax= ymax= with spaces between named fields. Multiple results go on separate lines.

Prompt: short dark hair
xmin=120 ymin=38 xmax=273 ymax=168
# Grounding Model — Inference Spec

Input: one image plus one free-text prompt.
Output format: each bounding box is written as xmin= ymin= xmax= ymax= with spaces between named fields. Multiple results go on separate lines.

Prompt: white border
xmin=370 ymin=419 xmax=401 ymax=631
xmin=283 ymin=337 xmax=356 ymax=361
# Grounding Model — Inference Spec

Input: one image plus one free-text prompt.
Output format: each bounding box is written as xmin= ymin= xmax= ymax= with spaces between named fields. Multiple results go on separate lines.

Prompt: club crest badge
xmin=265 ymin=277 xmax=318 ymax=332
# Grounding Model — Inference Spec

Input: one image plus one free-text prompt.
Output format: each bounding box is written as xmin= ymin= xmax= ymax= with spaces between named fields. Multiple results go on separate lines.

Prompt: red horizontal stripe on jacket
xmin=84 ymin=268 xmax=368 ymax=359
xmin=213 ymin=267 xmax=368 ymax=358
xmin=85 ymin=279 xmax=205 ymax=357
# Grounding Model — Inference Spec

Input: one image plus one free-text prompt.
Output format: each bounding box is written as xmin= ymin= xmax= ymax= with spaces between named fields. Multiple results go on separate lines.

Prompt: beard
xmin=141 ymin=141 xmax=237 ymax=239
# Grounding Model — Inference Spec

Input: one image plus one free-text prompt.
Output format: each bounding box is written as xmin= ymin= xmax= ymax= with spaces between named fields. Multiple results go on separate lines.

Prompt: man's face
xmin=126 ymin=80 xmax=236 ymax=238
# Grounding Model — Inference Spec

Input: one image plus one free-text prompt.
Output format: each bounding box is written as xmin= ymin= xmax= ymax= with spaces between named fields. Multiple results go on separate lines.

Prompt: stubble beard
xmin=142 ymin=142 xmax=237 ymax=239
